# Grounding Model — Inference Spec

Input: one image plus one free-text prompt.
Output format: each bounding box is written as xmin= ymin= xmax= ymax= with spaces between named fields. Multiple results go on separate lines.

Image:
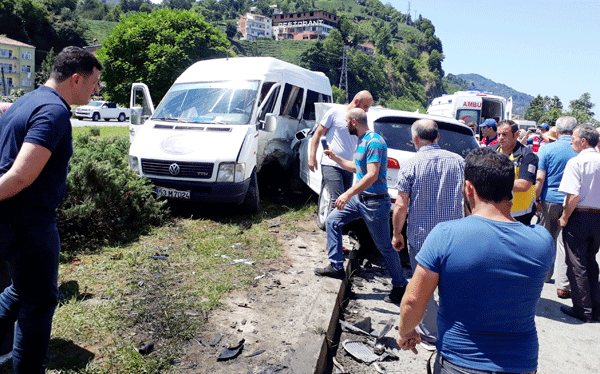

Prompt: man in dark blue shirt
xmin=0 ymin=46 xmax=103 ymax=373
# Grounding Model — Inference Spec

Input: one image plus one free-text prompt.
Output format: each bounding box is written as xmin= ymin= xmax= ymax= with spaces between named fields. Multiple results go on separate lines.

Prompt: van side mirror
xmin=263 ymin=113 xmax=277 ymax=132
xmin=131 ymin=107 xmax=144 ymax=125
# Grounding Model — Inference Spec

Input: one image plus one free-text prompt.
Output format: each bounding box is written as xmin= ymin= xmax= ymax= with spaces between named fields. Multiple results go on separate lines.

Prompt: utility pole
xmin=1 ymin=67 xmax=6 ymax=97
xmin=339 ymin=46 xmax=349 ymax=103
xmin=407 ymin=1 xmax=411 ymax=24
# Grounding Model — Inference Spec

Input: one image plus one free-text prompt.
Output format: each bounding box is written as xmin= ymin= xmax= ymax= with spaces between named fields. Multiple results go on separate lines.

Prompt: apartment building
xmin=238 ymin=12 xmax=273 ymax=41
xmin=272 ymin=11 xmax=338 ymax=41
xmin=0 ymin=36 xmax=35 ymax=95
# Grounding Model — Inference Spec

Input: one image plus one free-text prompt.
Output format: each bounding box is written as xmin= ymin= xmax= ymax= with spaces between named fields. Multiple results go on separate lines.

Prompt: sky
xmin=388 ymin=0 xmax=600 ymax=118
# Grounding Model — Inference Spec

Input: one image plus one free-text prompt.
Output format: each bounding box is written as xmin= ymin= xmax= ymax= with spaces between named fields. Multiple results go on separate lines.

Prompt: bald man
xmin=315 ymin=108 xmax=408 ymax=305
xmin=309 ymin=91 xmax=373 ymax=223
xmin=392 ymin=119 xmax=465 ymax=350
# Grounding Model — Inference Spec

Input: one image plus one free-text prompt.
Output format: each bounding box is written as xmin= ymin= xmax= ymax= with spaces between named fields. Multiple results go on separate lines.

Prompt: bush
xmin=58 ymin=132 xmax=167 ymax=252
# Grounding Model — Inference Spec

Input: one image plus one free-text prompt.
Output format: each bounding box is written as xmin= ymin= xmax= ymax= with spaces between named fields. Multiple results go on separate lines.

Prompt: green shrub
xmin=58 ymin=132 xmax=167 ymax=253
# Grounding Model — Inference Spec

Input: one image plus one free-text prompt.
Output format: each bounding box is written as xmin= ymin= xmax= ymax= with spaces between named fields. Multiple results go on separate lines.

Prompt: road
xmin=71 ymin=118 xmax=129 ymax=127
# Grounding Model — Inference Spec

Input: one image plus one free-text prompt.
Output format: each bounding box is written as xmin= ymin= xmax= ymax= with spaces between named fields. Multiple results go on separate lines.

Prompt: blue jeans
xmin=408 ymin=244 xmax=438 ymax=344
xmin=321 ymin=165 xmax=353 ymax=214
xmin=0 ymin=207 xmax=60 ymax=374
xmin=326 ymin=195 xmax=407 ymax=287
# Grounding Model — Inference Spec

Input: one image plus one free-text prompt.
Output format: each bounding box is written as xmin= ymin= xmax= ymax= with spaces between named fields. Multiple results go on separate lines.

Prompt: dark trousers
xmin=0 ymin=207 xmax=60 ymax=374
xmin=321 ymin=165 xmax=353 ymax=214
xmin=562 ymin=210 xmax=600 ymax=318
xmin=432 ymin=353 xmax=536 ymax=374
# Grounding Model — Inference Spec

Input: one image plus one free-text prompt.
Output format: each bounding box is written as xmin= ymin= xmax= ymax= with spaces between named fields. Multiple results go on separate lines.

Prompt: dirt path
xmin=173 ymin=214 xmax=343 ymax=374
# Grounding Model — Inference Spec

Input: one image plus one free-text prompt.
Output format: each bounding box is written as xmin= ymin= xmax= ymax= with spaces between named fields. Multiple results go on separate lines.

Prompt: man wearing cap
xmin=522 ymin=123 xmax=550 ymax=152
xmin=535 ymin=117 xmax=577 ymax=298
xmin=479 ymin=118 xmax=498 ymax=146
xmin=557 ymin=125 xmax=600 ymax=322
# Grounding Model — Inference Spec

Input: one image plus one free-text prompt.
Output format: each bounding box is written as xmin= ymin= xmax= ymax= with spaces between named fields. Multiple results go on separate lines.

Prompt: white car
xmin=294 ymin=103 xmax=479 ymax=229
xmin=75 ymin=101 xmax=130 ymax=122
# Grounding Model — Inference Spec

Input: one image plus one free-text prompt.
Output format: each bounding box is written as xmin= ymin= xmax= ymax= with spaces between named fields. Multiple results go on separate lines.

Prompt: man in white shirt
xmin=558 ymin=125 xmax=600 ymax=322
xmin=308 ymin=91 xmax=372 ymax=222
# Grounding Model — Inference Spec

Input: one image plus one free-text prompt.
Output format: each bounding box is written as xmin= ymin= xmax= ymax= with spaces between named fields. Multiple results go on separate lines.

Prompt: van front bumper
xmin=149 ymin=177 xmax=250 ymax=204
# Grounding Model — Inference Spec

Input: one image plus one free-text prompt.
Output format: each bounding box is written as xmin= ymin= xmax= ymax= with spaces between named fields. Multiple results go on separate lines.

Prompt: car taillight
xmin=388 ymin=158 xmax=400 ymax=169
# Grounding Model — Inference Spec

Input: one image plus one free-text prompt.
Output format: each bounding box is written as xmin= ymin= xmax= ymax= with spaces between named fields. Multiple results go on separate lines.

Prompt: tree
xmin=225 ymin=20 xmax=238 ymax=39
xmin=568 ymin=92 xmax=595 ymax=124
xmin=524 ymin=94 xmax=548 ymax=123
xmin=97 ymin=9 xmax=231 ymax=105
xmin=35 ymin=48 xmax=55 ymax=88
xmin=538 ymin=108 xmax=562 ymax=127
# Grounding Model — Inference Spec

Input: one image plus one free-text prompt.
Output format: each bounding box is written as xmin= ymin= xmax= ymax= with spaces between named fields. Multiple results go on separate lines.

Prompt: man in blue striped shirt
xmin=393 ymin=119 xmax=465 ymax=350
xmin=314 ymin=108 xmax=408 ymax=304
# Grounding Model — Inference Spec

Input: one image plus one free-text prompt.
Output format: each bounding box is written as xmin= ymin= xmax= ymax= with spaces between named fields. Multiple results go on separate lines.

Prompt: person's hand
xmin=558 ymin=215 xmax=568 ymax=227
xmin=308 ymin=157 xmax=318 ymax=172
xmin=397 ymin=328 xmax=421 ymax=354
xmin=392 ymin=235 xmax=405 ymax=252
xmin=334 ymin=191 xmax=350 ymax=210
xmin=323 ymin=148 xmax=335 ymax=160
xmin=536 ymin=200 xmax=542 ymax=215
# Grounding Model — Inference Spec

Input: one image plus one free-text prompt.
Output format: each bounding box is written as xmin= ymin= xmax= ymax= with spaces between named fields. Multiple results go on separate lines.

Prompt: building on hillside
xmin=356 ymin=42 xmax=375 ymax=55
xmin=0 ymin=36 xmax=35 ymax=95
xmin=237 ymin=12 xmax=273 ymax=41
xmin=272 ymin=11 xmax=338 ymax=40
xmin=269 ymin=4 xmax=283 ymax=15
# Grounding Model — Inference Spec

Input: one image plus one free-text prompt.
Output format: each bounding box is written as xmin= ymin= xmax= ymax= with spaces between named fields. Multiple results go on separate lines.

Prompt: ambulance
xmin=427 ymin=90 xmax=513 ymax=128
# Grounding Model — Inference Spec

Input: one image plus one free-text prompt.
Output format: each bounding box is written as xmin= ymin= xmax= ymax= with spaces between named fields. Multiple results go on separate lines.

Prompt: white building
xmin=237 ymin=13 xmax=273 ymax=41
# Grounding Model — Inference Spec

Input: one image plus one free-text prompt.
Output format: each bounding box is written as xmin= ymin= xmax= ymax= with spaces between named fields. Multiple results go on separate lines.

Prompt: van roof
xmin=175 ymin=57 xmax=332 ymax=94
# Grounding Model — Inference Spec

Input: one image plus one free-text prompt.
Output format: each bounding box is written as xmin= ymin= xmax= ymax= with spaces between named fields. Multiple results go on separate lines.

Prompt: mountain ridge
xmin=444 ymin=73 xmax=533 ymax=116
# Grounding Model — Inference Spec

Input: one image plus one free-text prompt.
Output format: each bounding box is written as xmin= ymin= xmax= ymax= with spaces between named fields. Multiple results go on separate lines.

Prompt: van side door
xmin=129 ymin=83 xmax=155 ymax=142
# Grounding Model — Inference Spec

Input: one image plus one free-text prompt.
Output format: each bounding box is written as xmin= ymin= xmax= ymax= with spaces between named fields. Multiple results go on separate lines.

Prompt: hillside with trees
xmin=2 ymin=0 xmax=449 ymax=112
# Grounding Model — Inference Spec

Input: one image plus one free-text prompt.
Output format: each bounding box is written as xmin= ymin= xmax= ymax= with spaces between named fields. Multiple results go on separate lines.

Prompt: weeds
xmin=49 ymin=194 xmax=315 ymax=373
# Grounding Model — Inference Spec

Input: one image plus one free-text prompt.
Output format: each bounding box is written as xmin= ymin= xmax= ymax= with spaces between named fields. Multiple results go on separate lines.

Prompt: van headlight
xmin=129 ymin=156 xmax=141 ymax=175
xmin=217 ymin=163 xmax=245 ymax=183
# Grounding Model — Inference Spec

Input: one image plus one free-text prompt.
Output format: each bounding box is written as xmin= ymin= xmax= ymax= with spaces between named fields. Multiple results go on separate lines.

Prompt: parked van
xmin=127 ymin=57 xmax=332 ymax=212
xmin=427 ymin=90 xmax=513 ymax=129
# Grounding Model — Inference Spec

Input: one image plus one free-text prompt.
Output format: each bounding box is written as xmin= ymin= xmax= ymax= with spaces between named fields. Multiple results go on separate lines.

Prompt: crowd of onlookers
xmin=311 ymin=94 xmax=600 ymax=374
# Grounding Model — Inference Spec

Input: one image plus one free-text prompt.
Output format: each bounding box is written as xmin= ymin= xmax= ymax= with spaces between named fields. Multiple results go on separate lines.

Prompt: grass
xmin=81 ymin=19 xmax=118 ymax=45
xmin=232 ymin=39 xmax=314 ymax=66
xmin=72 ymin=126 xmax=129 ymax=138
xmin=41 ymin=194 xmax=316 ymax=373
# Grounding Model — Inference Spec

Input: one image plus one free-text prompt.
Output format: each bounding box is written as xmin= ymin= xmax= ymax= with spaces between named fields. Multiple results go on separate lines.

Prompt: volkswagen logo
xmin=169 ymin=163 xmax=181 ymax=176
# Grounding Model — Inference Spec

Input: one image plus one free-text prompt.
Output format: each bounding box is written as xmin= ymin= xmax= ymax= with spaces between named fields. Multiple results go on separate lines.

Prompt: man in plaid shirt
xmin=392 ymin=119 xmax=465 ymax=350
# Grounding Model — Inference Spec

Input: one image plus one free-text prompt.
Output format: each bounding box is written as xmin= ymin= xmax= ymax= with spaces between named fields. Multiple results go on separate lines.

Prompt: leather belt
xmin=575 ymin=207 xmax=600 ymax=214
xmin=358 ymin=193 xmax=388 ymax=203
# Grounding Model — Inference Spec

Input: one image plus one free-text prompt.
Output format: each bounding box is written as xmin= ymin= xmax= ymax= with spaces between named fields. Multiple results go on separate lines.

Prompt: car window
xmin=373 ymin=117 xmax=479 ymax=158
xmin=302 ymin=89 xmax=330 ymax=120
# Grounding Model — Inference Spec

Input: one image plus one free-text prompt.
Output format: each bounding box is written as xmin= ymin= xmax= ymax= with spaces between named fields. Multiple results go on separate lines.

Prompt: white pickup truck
xmin=75 ymin=101 xmax=130 ymax=122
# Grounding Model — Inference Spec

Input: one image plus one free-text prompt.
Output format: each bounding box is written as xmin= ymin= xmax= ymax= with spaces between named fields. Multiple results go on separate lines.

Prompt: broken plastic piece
xmin=138 ymin=342 xmax=154 ymax=355
xmin=246 ymin=349 xmax=265 ymax=358
xmin=208 ymin=333 xmax=222 ymax=347
xmin=339 ymin=320 xmax=372 ymax=337
xmin=217 ymin=338 xmax=245 ymax=361
xmin=148 ymin=254 xmax=168 ymax=260
xmin=342 ymin=340 xmax=379 ymax=364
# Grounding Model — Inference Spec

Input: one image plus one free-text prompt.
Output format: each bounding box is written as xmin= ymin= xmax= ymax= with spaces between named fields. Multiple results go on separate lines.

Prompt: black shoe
xmin=384 ymin=285 xmax=406 ymax=304
xmin=314 ymin=264 xmax=345 ymax=279
xmin=560 ymin=305 xmax=592 ymax=323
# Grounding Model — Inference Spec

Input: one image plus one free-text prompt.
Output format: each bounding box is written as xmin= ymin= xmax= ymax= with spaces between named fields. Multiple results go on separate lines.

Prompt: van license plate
xmin=156 ymin=187 xmax=190 ymax=199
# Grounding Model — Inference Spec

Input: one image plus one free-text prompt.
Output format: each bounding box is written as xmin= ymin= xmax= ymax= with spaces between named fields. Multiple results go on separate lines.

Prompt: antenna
xmin=339 ymin=46 xmax=349 ymax=103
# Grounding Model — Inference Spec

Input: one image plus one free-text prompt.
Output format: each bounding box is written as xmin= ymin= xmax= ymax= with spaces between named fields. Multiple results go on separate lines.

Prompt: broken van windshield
xmin=152 ymin=81 xmax=259 ymax=125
